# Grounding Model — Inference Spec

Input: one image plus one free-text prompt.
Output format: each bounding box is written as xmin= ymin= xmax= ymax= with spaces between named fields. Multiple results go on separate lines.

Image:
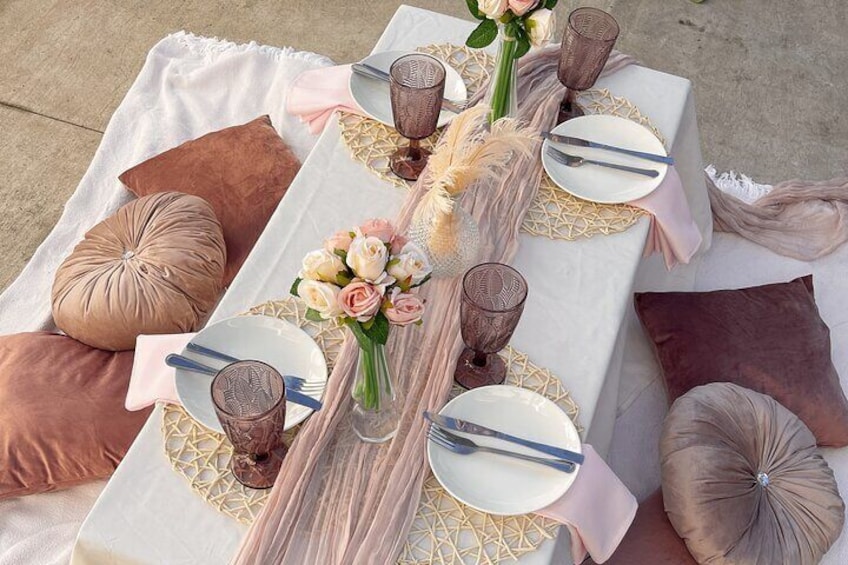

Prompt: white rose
xmin=526 ymin=9 xmax=555 ymax=47
xmin=297 ymin=279 xmax=343 ymax=319
xmin=478 ymin=0 xmax=508 ymax=19
xmin=300 ymin=249 xmax=346 ymax=283
xmin=387 ymin=242 xmax=432 ymax=286
xmin=346 ymin=236 xmax=389 ymax=282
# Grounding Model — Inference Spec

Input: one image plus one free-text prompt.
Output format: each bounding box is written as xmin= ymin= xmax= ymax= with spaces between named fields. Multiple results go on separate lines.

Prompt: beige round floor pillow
xmin=52 ymin=192 xmax=226 ymax=351
xmin=660 ymin=382 xmax=844 ymax=565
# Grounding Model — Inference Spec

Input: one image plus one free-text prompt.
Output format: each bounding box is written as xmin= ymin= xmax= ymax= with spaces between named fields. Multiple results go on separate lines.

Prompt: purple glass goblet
xmin=211 ymin=360 xmax=288 ymax=489
xmin=455 ymin=263 xmax=528 ymax=389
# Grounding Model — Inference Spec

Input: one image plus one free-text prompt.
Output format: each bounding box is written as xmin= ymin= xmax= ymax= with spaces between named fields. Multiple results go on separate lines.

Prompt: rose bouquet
xmin=465 ymin=0 xmax=558 ymax=121
xmin=290 ymin=219 xmax=432 ymax=442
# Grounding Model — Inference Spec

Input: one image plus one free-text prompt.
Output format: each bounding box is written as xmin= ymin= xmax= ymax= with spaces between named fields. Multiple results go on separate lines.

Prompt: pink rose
xmin=384 ymin=291 xmax=425 ymax=326
xmin=338 ymin=281 xmax=383 ymax=322
xmin=360 ymin=218 xmax=396 ymax=243
xmin=324 ymin=230 xmax=353 ymax=253
xmin=508 ymin=0 xmax=537 ymax=16
xmin=390 ymin=233 xmax=408 ymax=256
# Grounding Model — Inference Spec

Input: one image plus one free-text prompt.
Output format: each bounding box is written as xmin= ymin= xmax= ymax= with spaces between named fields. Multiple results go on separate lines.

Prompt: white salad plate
xmin=349 ymin=50 xmax=468 ymax=129
xmin=542 ymin=114 xmax=669 ymax=204
xmin=427 ymin=385 xmax=582 ymax=516
xmin=174 ymin=315 xmax=328 ymax=433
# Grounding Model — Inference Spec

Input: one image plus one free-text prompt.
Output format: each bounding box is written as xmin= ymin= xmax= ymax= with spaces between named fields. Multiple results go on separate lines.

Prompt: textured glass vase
xmin=351 ymin=340 xmax=399 ymax=443
xmin=409 ymin=199 xmax=480 ymax=279
xmin=485 ymin=24 xmax=519 ymax=122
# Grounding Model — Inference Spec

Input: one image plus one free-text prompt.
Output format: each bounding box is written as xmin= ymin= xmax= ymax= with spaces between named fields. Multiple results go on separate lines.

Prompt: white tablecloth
xmin=71 ymin=6 xmax=710 ymax=564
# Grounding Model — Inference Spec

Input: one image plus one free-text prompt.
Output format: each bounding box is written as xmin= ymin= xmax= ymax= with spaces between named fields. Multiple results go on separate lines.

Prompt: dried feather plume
xmin=413 ymin=105 xmax=535 ymax=256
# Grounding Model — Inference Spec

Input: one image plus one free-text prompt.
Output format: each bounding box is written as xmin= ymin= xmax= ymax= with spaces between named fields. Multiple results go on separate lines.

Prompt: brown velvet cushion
xmin=635 ymin=275 xmax=848 ymax=446
xmin=661 ymin=383 xmax=844 ymax=565
xmin=52 ymin=192 xmax=226 ymax=351
xmin=0 ymin=332 xmax=151 ymax=500
xmin=118 ymin=115 xmax=300 ymax=284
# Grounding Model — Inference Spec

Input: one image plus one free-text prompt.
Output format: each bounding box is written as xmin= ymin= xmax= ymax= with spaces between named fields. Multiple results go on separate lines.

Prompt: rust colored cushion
xmin=52 ymin=192 xmax=226 ymax=351
xmin=635 ymin=275 xmax=848 ymax=447
xmin=0 ymin=332 xmax=151 ymax=500
xmin=595 ymin=489 xmax=696 ymax=565
xmin=118 ymin=115 xmax=300 ymax=284
xmin=660 ymin=383 xmax=844 ymax=565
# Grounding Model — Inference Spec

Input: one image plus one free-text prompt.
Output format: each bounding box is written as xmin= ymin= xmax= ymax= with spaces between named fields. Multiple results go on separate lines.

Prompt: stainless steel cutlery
xmin=542 ymin=131 xmax=673 ymax=165
xmin=546 ymin=146 xmax=660 ymax=178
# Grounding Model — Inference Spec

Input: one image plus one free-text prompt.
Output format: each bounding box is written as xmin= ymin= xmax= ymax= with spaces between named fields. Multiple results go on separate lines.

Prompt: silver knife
xmin=542 ymin=131 xmax=674 ymax=165
xmin=424 ymin=411 xmax=584 ymax=465
xmin=351 ymin=63 xmax=465 ymax=114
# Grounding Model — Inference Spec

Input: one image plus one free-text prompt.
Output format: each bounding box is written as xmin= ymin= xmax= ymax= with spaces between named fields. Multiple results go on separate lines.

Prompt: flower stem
xmin=490 ymin=27 xmax=518 ymax=123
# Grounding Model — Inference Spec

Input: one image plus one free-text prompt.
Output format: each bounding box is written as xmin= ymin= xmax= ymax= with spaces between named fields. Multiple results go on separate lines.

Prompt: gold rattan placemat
xmin=162 ymin=297 xmax=582 ymax=563
xmin=338 ymin=44 xmax=668 ymax=241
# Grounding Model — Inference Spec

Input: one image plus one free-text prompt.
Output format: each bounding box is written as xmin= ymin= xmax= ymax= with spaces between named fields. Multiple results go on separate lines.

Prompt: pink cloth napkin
xmin=630 ymin=166 xmax=703 ymax=269
xmin=125 ymin=333 xmax=195 ymax=411
xmin=537 ymin=445 xmax=637 ymax=564
xmin=286 ymin=64 xmax=361 ymax=134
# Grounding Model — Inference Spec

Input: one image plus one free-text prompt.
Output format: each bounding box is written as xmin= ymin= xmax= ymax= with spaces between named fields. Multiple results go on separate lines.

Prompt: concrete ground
xmin=0 ymin=0 xmax=845 ymax=293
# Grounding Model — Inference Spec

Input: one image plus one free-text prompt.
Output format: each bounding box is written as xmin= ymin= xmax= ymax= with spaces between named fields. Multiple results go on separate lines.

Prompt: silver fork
xmin=164 ymin=354 xmax=324 ymax=394
xmin=546 ymin=146 xmax=660 ymax=178
xmin=428 ymin=425 xmax=575 ymax=473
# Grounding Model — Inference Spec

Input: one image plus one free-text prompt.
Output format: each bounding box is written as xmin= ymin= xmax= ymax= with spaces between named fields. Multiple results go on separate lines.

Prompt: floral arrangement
xmin=465 ymin=0 xmax=559 ymax=121
xmin=291 ymin=219 xmax=432 ymax=411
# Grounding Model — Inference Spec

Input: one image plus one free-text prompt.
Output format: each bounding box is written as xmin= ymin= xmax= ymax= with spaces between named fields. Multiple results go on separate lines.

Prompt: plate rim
xmin=427 ymin=384 xmax=581 ymax=516
xmin=348 ymin=49 xmax=468 ymax=128
xmin=174 ymin=314 xmax=328 ymax=434
xmin=541 ymin=114 xmax=669 ymax=204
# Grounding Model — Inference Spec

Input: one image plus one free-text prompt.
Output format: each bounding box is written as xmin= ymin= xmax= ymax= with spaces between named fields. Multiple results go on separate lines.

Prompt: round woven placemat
xmin=338 ymin=43 xmax=668 ymax=241
xmin=162 ymin=297 xmax=582 ymax=563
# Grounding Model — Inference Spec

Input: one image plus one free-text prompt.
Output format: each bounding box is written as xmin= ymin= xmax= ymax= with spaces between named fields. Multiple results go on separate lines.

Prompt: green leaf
xmin=466 ymin=18 xmax=498 ymax=49
xmin=465 ymin=0 xmax=485 ymax=20
xmin=336 ymin=272 xmax=352 ymax=286
xmin=363 ymin=312 xmax=390 ymax=345
xmin=346 ymin=319 xmax=372 ymax=349
xmin=290 ymin=277 xmax=302 ymax=297
xmin=386 ymin=257 xmax=400 ymax=269
xmin=305 ymin=308 xmax=325 ymax=322
xmin=514 ymin=33 xmax=531 ymax=58
xmin=544 ymin=0 xmax=558 ymax=9
xmin=333 ymin=248 xmax=347 ymax=261
xmin=362 ymin=317 xmax=375 ymax=330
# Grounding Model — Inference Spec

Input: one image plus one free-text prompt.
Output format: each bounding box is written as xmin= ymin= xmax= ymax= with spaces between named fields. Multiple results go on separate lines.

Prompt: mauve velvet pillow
xmin=635 ymin=275 xmax=848 ymax=447
xmin=118 ymin=115 xmax=300 ymax=285
xmin=0 ymin=332 xmax=151 ymax=500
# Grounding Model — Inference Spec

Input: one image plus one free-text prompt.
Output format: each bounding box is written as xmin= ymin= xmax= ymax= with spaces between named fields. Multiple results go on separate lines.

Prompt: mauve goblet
xmin=389 ymin=53 xmax=446 ymax=181
xmin=455 ymin=263 xmax=528 ymax=389
xmin=211 ymin=360 xmax=288 ymax=489
xmin=557 ymin=7 xmax=620 ymax=124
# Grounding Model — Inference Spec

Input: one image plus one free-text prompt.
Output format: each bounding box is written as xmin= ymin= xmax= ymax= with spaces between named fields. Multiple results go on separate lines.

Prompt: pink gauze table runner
xmin=233 ymin=48 xmax=636 ymax=564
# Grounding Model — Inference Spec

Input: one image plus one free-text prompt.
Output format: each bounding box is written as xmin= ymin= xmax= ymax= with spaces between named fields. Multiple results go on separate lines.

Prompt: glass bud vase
xmin=485 ymin=24 xmax=519 ymax=123
xmin=351 ymin=339 xmax=399 ymax=443
xmin=408 ymin=197 xmax=480 ymax=279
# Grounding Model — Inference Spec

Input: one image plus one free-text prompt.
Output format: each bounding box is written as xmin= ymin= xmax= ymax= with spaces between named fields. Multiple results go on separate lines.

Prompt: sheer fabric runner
xmin=233 ymin=48 xmax=636 ymax=565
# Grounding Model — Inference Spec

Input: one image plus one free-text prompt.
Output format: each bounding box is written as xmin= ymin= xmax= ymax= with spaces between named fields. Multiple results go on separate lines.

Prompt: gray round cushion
xmin=660 ymin=382 xmax=844 ymax=565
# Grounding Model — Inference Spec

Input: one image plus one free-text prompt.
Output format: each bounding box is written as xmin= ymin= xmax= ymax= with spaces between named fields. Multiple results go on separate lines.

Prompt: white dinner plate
xmin=427 ymin=385 xmax=582 ymax=516
xmin=175 ymin=315 xmax=328 ymax=433
xmin=349 ymin=50 xmax=467 ymax=128
xmin=541 ymin=114 xmax=669 ymax=204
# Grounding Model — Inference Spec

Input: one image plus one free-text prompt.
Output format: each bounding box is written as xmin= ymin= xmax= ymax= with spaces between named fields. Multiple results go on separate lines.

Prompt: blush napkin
xmin=286 ymin=64 xmax=360 ymax=134
xmin=537 ymin=445 xmax=637 ymax=564
xmin=124 ymin=333 xmax=195 ymax=411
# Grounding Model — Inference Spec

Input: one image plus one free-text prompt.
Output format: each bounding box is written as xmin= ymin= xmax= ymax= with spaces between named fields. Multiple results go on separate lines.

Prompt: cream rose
xmin=384 ymin=290 xmax=425 ymax=326
xmin=526 ymin=8 xmax=555 ymax=47
xmin=508 ymin=0 xmax=537 ymax=16
xmin=297 ymin=280 xmax=343 ymax=319
xmin=338 ymin=281 xmax=383 ymax=322
xmin=479 ymin=0 xmax=508 ymax=19
xmin=346 ymin=236 xmax=389 ymax=282
xmin=387 ymin=242 xmax=432 ymax=286
xmin=359 ymin=218 xmax=396 ymax=243
xmin=300 ymin=249 xmax=346 ymax=283
xmin=324 ymin=230 xmax=354 ymax=253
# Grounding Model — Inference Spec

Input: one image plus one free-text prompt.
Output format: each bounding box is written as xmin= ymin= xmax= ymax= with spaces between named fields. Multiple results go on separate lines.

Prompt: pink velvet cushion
xmin=635 ymin=275 xmax=848 ymax=447
xmin=0 ymin=332 xmax=151 ymax=500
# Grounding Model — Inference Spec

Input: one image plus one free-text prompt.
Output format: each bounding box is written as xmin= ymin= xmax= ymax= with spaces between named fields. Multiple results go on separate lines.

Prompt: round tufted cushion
xmin=660 ymin=382 xmax=844 ymax=565
xmin=52 ymin=192 xmax=226 ymax=350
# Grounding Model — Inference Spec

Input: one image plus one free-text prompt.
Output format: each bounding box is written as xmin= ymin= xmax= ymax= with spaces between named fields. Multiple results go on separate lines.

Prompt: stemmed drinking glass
xmin=557 ymin=7 xmax=620 ymax=124
xmin=211 ymin=360 xmax=288 ymax=489
xmin=454 ymin=263 xmax=528 ymax=389
xmin=389 ymin=54 xmax=446 ymax=181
